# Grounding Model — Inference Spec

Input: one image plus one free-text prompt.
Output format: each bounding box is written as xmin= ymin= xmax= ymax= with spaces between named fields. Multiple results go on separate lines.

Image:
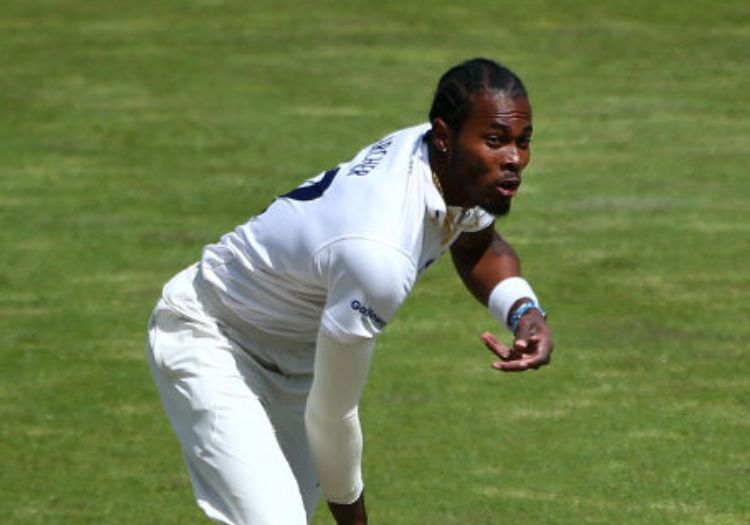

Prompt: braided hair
xmin=428 ymin=58 xmax=528 ymax=131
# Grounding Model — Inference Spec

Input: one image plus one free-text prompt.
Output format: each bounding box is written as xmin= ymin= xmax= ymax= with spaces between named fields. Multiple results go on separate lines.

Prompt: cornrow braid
xmin=428 ymin=58 xmax=528 ymax=131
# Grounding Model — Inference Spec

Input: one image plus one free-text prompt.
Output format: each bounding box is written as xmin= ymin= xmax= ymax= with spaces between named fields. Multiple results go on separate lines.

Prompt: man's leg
xmin=147 ymin=307 xmax=308 ymax=525
xmin=263 ymin=371 xmax=321 ymax=523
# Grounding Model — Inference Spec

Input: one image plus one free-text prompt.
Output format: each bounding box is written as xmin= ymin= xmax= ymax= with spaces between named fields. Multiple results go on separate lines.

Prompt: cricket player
xmin=146 ymin=57 xmax=554 ymax=525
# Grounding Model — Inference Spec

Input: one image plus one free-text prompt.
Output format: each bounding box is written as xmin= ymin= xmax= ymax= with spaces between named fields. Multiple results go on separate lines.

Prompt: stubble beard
xmin=480 ymin=198 xmax=512 ymax=217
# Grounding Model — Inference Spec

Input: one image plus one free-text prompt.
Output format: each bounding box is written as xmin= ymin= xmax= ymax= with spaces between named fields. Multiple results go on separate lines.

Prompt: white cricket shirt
xmin=199 ymin=124 xmax=494 ymax=353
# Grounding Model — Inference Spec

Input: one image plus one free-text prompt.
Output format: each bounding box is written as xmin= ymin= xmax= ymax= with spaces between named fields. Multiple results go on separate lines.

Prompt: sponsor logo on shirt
xmin=350 ymin=299 xmax=387 ymax=329
xmin=349 ymin=137 xmax=393 ymax=177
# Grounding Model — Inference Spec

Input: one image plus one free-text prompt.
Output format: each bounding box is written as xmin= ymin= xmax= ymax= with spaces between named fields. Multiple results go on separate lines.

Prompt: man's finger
xmin=513 ymin=336 xmax=530 ymax=353
xmin=494 ymin=338 xmax=553 ymax=372
xmin=493 ymin=354 xmax=545 ymax=372
xmin=480 ymin=332 xmax=514 ymax=360
xmin=492 ymin=359 xmax=532 ymax=372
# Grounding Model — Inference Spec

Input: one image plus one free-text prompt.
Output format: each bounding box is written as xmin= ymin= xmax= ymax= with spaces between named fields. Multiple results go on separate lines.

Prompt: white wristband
xmin=488 ymin=277 xmax=539 ymax=331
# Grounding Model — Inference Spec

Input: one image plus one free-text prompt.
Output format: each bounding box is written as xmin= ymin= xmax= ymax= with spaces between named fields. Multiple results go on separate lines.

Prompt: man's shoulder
xmin=385 ymin=123 xmax=431 ymax=150
xmin=317 ymin=237 xmax=417 ymax=306
xmin=318 ymin=237 xmax=416 ymax=272
xmin=344 ymin=123 xmax=430 ymax=177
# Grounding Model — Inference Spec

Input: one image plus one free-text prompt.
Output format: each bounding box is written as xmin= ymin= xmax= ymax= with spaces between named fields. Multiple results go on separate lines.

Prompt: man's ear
xmin=430 ymin=117 xmax=452 ymax=154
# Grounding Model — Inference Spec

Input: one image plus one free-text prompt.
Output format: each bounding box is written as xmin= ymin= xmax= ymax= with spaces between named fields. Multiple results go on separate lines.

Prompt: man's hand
xmin=328 ymin=491 xmax=367 ymax=525
xmin=481 ymin=309 xmax=553 ymax=372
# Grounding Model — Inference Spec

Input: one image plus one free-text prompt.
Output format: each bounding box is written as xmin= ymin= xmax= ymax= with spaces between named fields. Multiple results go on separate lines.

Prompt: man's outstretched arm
xmin=450 ymin=225 xmax=554 ymax=371
xmin=305 ymin=331 xmax=373 ymax=525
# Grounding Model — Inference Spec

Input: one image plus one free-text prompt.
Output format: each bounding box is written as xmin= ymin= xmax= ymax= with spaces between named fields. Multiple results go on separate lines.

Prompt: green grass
xmin=1 ymin=0 xmax=748 ymax=523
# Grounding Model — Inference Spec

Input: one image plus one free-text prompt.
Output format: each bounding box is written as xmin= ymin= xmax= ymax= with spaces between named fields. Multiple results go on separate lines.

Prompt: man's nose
xmin=501 ymin=144 xmax=522 ymax=170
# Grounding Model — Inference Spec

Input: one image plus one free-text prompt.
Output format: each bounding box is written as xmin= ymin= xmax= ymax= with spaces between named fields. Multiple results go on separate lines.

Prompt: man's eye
xmin=518 ymin=137 xmax=532 ymax=148
xmin=485 ymin=135 xmax=503 ymax=146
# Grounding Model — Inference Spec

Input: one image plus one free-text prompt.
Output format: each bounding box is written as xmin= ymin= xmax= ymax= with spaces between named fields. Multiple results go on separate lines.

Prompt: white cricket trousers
xmin=146 ymin=265 xmax=320 ymax=524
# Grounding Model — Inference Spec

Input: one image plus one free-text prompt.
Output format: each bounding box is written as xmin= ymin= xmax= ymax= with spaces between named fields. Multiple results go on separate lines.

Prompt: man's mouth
xmin=496 ymin=178 xmax=521 ymax=197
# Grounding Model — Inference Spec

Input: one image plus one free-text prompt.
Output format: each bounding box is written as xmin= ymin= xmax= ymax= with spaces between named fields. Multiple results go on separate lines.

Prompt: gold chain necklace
xmin=431 ymin=170 xmax=445 ymax=199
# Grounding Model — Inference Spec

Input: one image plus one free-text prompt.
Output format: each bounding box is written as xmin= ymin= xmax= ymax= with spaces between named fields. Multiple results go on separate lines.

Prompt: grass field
xmin=1 ymin=0 xmax=749 ymax=523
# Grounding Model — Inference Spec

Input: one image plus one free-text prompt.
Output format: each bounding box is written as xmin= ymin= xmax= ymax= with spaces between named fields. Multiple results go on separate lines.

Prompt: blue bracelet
xmin=510 ymin=300 xmax=546 ymax=334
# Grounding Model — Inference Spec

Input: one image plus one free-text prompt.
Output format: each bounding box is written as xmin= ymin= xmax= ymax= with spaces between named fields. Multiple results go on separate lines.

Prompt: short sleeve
xmin=316 ymin=239 xmax=416 ymax=344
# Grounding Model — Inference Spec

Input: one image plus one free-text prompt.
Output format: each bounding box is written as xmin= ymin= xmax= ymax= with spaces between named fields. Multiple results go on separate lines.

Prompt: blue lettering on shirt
xmin=350 ymin=299 xmax=387 ymax=329
xmin=348 ymin=137 xmax=393 ymax=177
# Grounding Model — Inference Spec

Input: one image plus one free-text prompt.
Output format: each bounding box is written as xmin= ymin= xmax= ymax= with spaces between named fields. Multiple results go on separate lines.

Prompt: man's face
xmin=449 ymin=90 xmax=533 ymax=216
